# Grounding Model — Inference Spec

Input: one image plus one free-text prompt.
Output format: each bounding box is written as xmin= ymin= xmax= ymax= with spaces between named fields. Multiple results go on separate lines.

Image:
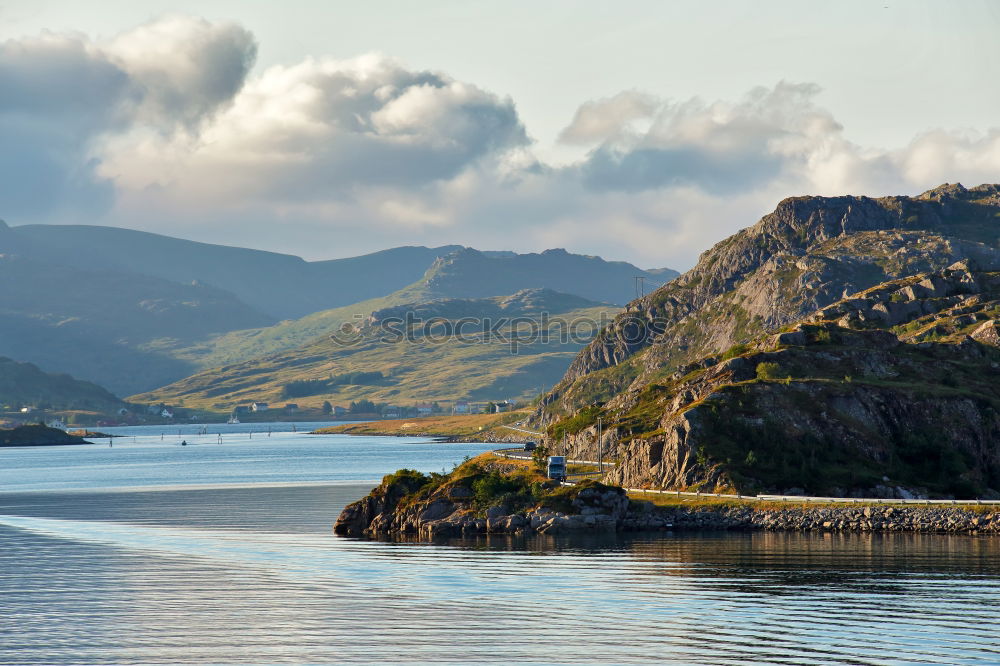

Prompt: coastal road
xmin=490 ymin=446 xmax=1000 ymax=506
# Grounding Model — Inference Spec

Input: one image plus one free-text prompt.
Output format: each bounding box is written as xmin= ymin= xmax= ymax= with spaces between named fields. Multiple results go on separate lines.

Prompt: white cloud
xmin=2 ymin=17 xmax=999 ymax=271
xmin=0 ymin=16 xmax=256 ymax=221
xmin=100 ymin=53 xmax=528 ymax=207
xmin=558 ymin=90 xmax=659 ymax=145
xmin=106 ymin=15 xmax=257 ymax=129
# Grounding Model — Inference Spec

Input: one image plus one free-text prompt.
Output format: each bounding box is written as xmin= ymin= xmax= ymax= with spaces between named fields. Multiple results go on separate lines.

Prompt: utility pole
xmin=597 ymin=417 xmax=603 ymax=474
xmin=633 ymin=276 xmax=649 ymax=299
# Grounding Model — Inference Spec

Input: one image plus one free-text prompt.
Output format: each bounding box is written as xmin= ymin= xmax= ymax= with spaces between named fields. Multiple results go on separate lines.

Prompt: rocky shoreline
xmin=335 ymin=469 xmax=1000 ymax=539
xmin=626 ymin=503 xmax=1000 ymax=535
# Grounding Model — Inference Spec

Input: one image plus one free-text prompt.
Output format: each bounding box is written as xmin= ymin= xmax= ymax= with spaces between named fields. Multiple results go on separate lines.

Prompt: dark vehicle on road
xmin=547 ymin=455 xmax=566 ymax=482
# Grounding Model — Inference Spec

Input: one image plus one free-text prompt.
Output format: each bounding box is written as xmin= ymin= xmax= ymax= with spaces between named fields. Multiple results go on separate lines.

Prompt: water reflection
xmin=2 ymin=482 xmax=1000 ymax=663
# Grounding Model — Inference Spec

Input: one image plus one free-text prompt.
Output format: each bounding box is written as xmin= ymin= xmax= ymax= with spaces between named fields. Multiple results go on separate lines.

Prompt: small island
xmin=0 ymin=424 xmax=90 ymax=447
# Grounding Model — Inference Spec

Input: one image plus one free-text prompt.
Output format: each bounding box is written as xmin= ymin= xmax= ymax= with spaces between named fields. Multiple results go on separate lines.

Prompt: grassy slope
xmin=156 ymin=292 xmax=407 ymax=370
xmin=133 ymin=303 xmax=618 ymax=410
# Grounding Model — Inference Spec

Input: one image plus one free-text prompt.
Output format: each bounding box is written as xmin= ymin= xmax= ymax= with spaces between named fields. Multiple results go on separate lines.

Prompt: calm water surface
xmin=1 ymin=424 xmax=999 ymax=664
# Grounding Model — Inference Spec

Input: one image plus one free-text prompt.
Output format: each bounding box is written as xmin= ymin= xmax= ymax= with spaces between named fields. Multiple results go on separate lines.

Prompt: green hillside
xmin=132 ymin=289 xmax=620 ymax=410
xmin=161 ymin=246 xmax=676 ymax=372
xmin=1 ymin=221 xmax=677 ymax=395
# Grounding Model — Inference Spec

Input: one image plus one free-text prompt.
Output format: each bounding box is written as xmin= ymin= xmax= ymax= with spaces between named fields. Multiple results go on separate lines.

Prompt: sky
xmin=1 ymin=0 xmax=999 ymax=270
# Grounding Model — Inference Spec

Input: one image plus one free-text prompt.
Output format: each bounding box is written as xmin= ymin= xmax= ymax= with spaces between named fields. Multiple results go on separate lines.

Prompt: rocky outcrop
xmin=335 ymin=469 xmax=630 ymax=539
xmin=0 ymin=425 xmax=89 ymax=447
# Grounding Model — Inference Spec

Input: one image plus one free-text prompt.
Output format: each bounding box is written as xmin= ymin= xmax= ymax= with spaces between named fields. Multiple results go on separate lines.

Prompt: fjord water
xmin=2 ymin=425 xmax=999 ymax=664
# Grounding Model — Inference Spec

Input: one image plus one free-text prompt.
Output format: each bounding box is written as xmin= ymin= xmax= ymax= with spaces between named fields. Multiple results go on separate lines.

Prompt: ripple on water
xmin=2 ymin=485 xmax=1000 ymax=664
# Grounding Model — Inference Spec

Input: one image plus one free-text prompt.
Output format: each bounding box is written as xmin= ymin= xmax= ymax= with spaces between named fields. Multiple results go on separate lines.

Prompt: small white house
xmin=452 ymin=401 xmax=470 ymax=415
xmin=251 ymin=402 xmax=269 ymax=412
xmin=161 ymin=408 xmax=174 ymax=418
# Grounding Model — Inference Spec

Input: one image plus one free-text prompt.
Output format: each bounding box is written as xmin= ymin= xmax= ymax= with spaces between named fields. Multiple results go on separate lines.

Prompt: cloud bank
xmin=2 ymin=16 xmax=999 ymax=269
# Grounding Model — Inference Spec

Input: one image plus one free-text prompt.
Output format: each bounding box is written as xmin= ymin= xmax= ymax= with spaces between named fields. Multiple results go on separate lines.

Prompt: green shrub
xmin=548 ymin=405 xmax=602 ymax=439
xmin=756 ymin=362 xmax=780 ymax=380
xmin=531 ymin=442 xmax=551 ymax=473
xmin=721 ymin=343 xmax=751 ymax=360
xmin=382 ymin=469 xmax=431 ymax=493
xmin=471 ymin=472 xmax=533 ymax=510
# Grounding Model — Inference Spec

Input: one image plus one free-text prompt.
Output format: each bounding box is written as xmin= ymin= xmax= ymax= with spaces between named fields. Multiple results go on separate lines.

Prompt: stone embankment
xmin=626 ymin=503 xmax=1000 ymax=535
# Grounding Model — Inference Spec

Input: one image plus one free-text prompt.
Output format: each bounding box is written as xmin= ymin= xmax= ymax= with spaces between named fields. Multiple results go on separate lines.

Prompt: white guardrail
xmin=491 ymin=447 xmax=1000 ymax=505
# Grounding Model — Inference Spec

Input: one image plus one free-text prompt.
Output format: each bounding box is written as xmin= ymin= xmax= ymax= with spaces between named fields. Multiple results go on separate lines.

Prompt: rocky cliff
xmin=538 ymin=186 xmax=1000 ymax=499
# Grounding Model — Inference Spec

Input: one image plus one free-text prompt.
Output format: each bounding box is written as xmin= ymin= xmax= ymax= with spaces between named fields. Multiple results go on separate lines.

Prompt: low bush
xmin=756 ymin=362 xmax=781 ymax=380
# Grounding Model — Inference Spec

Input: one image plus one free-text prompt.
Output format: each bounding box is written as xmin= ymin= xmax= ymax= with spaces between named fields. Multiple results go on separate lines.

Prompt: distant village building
xmin=470 ymin=403 xmax=486 ymax=414
xmin=251 ymin=402 xmax=269 ymax=412
xmin=284 ymin=403 xmax=298 ymax=413
xmin=416 ymin=402 xmax=434 ymax=416
xmin=452 ymin=401 xmax=470 ymax=415
xmin=19 ymin=406 xmax=33 ymax=414
xmin=383 ymin=406 xmax=400 ymax=418
xmin=492 ymin=400 xmax=513 ymax=413
xmin=333 ymin=405 xmax=347 ymax=417
xmin=46 ymin=418 xmax=66 ymax=430
xmin=161 ymin=408 xmax=174 ymax=418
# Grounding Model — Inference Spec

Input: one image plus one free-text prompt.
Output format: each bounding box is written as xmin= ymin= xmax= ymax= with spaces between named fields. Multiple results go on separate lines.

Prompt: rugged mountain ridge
xmin=393 ymin=247 xmax=677 ymax=306
xmin=538 ymin=183 xmax=1000 ymax=421
xmin=544 ymin=260 xmax=1000 ymax=499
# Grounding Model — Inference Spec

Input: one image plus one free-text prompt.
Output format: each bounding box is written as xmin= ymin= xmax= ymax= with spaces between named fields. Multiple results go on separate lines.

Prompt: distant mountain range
xmin=12 ymin=223 xmax=464 ymax=320
xmin=0 ymin=220 xmax=677 ymax=397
